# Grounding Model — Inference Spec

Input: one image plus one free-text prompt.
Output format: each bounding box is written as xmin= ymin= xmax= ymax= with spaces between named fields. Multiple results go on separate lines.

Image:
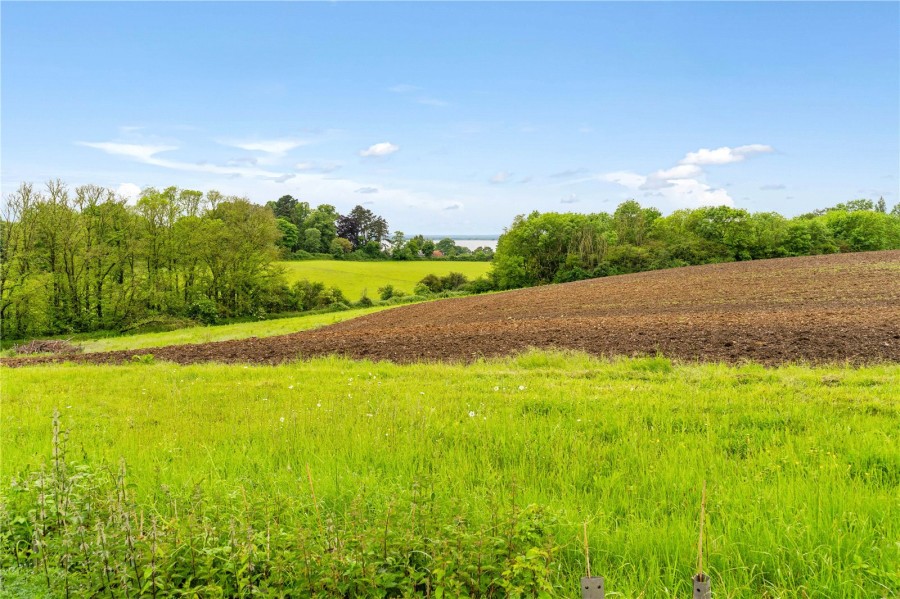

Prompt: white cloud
xmin=79 ymin=142 xmax=177 ymax=161
xmin=295 ymin=161 xmax=342 ymax=174
xmin=116 ymin=182 xmax=142 ymax=201
xmin=360 ymin=142 xmax=399 ymax=158
xmin=593 ymin=143 xmax=776 ymax=208
xmin=355 ymin=187 xmax=379 ymax=194
xmin=680 ymin=144 xmax=774 ymax=166
xmin=219 ymin=138 xmax=309 ymax=155
xmin=599 ymin=171 xmax=647 ymax=189
xmin=600 ymin=169 xmax=732 ymax=207
xmin=561 ymin=194 xmax=579 ymax=204
xmin=490 ymin=171 xmax=512 ymax=184
xmin=443 ymin=202 xmax=463 ymax=211
xmin=653 ymin=164 xmax=703 ymax=180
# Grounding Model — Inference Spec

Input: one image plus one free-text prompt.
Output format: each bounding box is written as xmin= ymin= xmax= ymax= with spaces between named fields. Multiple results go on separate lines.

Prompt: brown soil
xmin=5 ymin=251 xmax=899 ymax=368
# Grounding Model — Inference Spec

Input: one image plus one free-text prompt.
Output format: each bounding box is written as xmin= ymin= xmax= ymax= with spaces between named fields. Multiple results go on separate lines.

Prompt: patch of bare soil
xmin=10 ymin=339 xmax=82 ymax=356
xmin=5 ymin=251 xmax=899 ymax=368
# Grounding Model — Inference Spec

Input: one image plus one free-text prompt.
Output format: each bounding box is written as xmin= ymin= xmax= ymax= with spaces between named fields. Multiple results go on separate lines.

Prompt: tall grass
xmin=2 ymin=351 xmax=897 ymax=597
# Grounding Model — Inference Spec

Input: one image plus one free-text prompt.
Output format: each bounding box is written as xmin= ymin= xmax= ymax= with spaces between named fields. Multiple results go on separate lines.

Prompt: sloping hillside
xmin=7 ymin=251 xmax=899 ymax=367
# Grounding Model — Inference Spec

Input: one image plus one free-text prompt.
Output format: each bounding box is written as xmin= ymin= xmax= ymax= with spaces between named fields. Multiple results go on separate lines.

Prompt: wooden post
xmin=580 ymin=521 xmax=605 ymax=598
xmin=693 ymin=480 xmax=710 ymax=598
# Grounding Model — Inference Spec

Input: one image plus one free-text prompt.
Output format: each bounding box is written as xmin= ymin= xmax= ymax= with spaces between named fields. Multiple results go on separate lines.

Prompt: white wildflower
xmin=468 ymin=411 xmax=476 ymax=418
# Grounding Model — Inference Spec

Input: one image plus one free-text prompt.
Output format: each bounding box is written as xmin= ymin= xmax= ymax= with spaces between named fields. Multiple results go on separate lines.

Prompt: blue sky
xmin=3 ymin=2 xmax=898 ymax=234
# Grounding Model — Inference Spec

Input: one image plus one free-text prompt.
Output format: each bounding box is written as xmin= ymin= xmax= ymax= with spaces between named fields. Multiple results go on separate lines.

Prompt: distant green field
xmin=3 ymin=352 xmax=897 ymax=597
xmin=278 ymin=260 xmax=492 ymax=300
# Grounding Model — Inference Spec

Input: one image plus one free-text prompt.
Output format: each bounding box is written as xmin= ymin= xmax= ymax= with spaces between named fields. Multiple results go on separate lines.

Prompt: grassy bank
xmin=2 ymin=352 xmax=897 ymax=597
xmin=278 ymin=260 xmax=492 ymax=300
xmin=1 ymin=305 xmax=399 ymax=356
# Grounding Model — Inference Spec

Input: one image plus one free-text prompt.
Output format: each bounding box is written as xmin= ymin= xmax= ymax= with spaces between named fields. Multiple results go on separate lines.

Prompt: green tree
xmin=275 ymin=218 xmax=299 ymax=253
xmin=302 ymin=228 xmax=322 ymax=253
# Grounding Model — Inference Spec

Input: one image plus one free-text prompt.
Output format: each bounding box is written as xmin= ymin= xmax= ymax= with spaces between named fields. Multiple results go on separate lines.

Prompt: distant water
xmin=423 ymin=235 xmax=499 ymax=250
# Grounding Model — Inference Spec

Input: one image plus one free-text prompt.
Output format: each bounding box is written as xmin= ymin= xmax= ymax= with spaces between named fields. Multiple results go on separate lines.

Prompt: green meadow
xmin=2 ymin=352 xmax=897 ymax=597
xmin=77 ymin=305 xmax=397 ymax=354
xmin=277 ymin=260 xmax=492 ymax=300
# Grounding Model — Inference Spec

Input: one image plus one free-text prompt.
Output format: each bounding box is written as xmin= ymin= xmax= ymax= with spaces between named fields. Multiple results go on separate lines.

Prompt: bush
xmin=440 ymin=272 xmax=469 ymax=291
xmin=355 ymin=292 xmax=374 ymax=308
xmin=188 ymin=297 xmax=219 ymax=325
xmin=418 ymin=274 xmax=443 ymax=293
xmin=378 ymin=284 xmax=396 ymax=301
xmin=463 ymin=275 xmax=498 ymax=294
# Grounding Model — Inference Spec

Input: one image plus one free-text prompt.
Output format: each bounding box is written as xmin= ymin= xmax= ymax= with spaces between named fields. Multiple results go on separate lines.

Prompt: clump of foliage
xmin=492 ymin=198 xmax=900 ymax=288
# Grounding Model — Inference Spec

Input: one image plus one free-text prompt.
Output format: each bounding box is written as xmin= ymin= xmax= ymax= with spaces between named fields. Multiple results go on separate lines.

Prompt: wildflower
xmin=316 ymin=402 xmax=321 ymax=408
xmin=469 ymin=411 xmax=476 ymax=418
xmin=279 ymin=417 xmax=285 ymax=423
xmin=518 ymin=385 xmax=526 ymax=391
xmin=493 ymin=386 xmax=499 ymax=391
xmin=288 ymin=385 xmax=294 ymax=390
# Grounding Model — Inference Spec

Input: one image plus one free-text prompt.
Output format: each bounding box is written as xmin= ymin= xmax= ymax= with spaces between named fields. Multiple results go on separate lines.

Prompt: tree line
xmin=491 ymin=198 xmax=900 ymax=289
xmin=0 ymin=183 xmax=488 ymax=340
xmin=1 ymin=182 xmax=290 ymax=339
xmin=269 ymin=195 xmax=493 ymax=261
xmin=3 ymin=180 xmax=896 ymax=340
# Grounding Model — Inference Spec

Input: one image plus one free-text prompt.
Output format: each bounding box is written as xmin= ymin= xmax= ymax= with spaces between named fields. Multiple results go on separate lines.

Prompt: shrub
xmin=418 ymin=273 xmax=443 ymax=293
xmin=440 ymin=272 xmax=468 ymax=291
xmin=356 ymin=292 xmax=374 ymax=308
xmin=378 ymin=284 xmax=396 ymax=301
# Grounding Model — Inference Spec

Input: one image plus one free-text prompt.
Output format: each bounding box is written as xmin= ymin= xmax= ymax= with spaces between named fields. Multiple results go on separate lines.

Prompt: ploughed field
xmin=7 ymin=251 xmax=900 ymax=367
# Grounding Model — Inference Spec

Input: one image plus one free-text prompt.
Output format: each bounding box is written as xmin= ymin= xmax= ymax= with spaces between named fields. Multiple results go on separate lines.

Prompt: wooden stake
xmin=696 ymin=480 xmax=707 ymax=581
xmin=583 ymin=521 xmax=591 ymax=578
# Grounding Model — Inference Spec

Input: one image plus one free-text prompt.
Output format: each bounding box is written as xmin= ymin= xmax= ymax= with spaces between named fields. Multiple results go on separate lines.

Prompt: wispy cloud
xmin=78 ymin=141 xmax=289 ymax=179
xmin=759 ymin=183 xmax=786 ymax=190
xmin=416 ymin=96 xmax=449 ymax=107
xmin=79 ymin=142 xmax=178 ymax=161
xmin=388 ymin=84 xmax=420 ymax=94
xmin=355 ymin=186 xmax=379 ymax=194
xmin=295 ymin=161 xmax=342 ymax=174
xmin=360 ymin=142 xmax=399 ymax=158
xmin=443 ymin=202 xmax=463 ymax=211
xmin=390 ymin=83 xmax=449 ymax=107
xmin=561 ymin=194 xmax=579 ymax=204
xmin=218 ymin=138 xmax=310 ymax=155
xmin=490 ymin=171 xmax=512 ymax=184
xmin=550 ymin=168 xmax=588 ymax=179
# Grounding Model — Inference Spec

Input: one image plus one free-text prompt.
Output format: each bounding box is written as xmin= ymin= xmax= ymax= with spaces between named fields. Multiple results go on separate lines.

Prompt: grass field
xmin=77 ymin=305 xmax=398 ymax=353
xmin=2 ymin=351 xmax=897 ymax=597
xmin=278 ymin=260 xmax=492 ymax=300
